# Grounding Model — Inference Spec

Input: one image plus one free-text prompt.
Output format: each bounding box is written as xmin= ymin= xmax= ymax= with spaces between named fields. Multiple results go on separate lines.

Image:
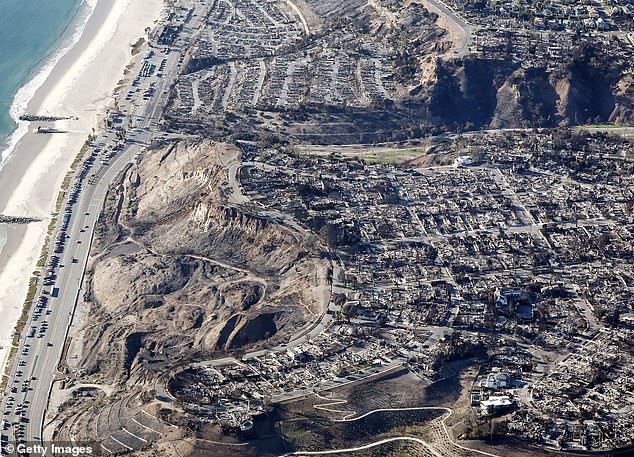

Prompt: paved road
xmin=283 ymin=436 xmax=437 ymax=456
xmin=424 ymin=0 xmax=473 ymax=58
xmin=157 ymin=161 xmax=349 ymax=403
xmin=576 ymin=126 xmax=634 ymax=138
xmin=161 ymin=157 xmax=461 ymax=408
xmin=0 ymin=1 xmax=207 ymax=452
xmin=282 ymin=405 xmax=502 ymax=457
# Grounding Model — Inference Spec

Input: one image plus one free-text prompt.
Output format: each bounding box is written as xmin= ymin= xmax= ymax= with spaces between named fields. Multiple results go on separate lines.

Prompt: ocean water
xmin=0 ymin=0 xmax=94 ymax=167
xmin=0 ymin=0 xmax=92 ymax=255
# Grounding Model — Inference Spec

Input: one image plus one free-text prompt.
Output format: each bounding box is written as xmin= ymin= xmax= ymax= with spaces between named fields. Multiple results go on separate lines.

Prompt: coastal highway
xmin=0 ymin=1 xmax=207 ymax=452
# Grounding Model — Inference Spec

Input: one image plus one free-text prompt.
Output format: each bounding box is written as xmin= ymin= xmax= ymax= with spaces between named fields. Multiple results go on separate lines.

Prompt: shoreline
xmin=0 ymin=0 xmax=95 ymax=168
xmin=0 ymin=0 xmax=164 ymax=375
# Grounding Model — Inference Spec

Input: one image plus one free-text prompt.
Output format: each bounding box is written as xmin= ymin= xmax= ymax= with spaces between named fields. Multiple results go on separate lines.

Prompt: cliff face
xmin=83 ymin=140 xmax=329 ymax=383
xmin=165 ymin=0 xmax=632 ymax=144
xmin=491 ymin=67 xmax=559 ymax=127
xmin=554 ymin=51 xmax=617 ymax=125
xmin=424 ymin=44 xmax=633 ymax=129
xmin=611 ymin=74 xmax=634 ymax=125
xmin=427 ymin=58 xmax=514 ymax=127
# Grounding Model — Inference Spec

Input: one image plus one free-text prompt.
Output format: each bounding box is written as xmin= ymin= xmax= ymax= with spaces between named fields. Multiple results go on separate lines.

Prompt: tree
xmin=341 ymin=303 xmax=357 ymax=321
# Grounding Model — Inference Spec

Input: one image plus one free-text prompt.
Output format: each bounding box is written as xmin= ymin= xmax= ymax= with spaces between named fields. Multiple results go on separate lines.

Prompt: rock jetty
xmin=0 ymin=215 xmax=42 ymax=224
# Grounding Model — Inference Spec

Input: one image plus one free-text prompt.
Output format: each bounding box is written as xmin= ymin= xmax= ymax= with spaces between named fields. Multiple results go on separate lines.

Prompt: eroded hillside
xmin=79 ymin=140 xmax=329 ymax=384
xmin=165 ymin=0 xmax=633 ymax=143
xmin=164 ymin=0 xmax=450 ymax=143
xmin=429 ymin=42 xmax=634 ymax=129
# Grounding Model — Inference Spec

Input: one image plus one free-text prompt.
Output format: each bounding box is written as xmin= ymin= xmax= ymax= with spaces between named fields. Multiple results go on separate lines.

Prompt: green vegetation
xmin=313 ymin=146 xmax=431 ymax=166
xmin=0 ymin=277 xmax=38 ymax=392
xmin=353 ymin=149 xmax=425 ymax=165
xmin=577 ymin=123 xmax=625 ymax=130
xmin=1 ymin=136 xmax=93 ymax=391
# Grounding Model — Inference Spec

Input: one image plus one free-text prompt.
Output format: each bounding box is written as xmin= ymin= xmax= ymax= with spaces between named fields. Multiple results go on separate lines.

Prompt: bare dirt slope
xmin=166 ymin=0 xmax=634 ymax=143
xmin=81 ymin=140 xmax=329 ymax=384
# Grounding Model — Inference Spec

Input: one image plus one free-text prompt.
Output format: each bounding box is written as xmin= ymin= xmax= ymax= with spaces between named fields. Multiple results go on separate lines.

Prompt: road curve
xmin=282 ymin=436 xmax=438 ymax=456
xmin=288 ymin=401 xmax=503 ymax=457
xmin=0 ymin=0 xmax=208 ymax=448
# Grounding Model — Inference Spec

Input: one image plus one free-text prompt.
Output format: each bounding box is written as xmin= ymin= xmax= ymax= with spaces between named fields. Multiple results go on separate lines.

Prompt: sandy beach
xmin=0 ymin=0 xmax=164 ymax=374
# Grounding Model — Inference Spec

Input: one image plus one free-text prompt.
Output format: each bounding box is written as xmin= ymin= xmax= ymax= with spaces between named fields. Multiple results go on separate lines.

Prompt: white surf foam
xmin=0 ymin=225 xmax=7 ymax=256
xmin=0 ymin=0 xmax=98 ymax=169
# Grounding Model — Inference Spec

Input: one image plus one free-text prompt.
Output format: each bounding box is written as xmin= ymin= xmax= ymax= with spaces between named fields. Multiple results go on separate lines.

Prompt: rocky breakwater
xmin=0 ymin=214 xmax=42 ymax=224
